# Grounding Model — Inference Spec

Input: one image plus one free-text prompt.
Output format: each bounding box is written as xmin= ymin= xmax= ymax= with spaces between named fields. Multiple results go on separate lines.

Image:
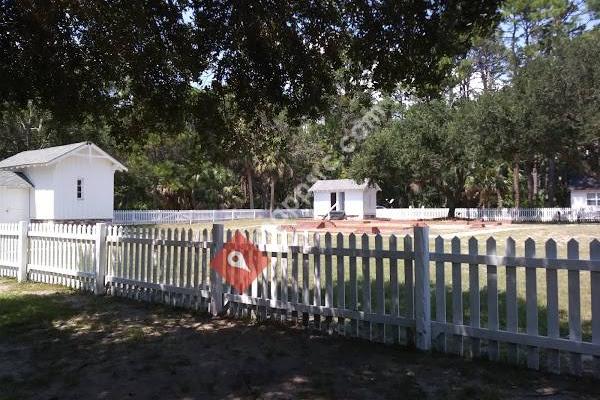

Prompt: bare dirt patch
xmin=1 ymin=279 xmax=599 ymax=399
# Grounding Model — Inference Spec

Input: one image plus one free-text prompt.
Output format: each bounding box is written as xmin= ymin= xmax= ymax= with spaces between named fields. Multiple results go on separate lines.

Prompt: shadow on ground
xmin=0 ymin=279 xmax=599 ymax=400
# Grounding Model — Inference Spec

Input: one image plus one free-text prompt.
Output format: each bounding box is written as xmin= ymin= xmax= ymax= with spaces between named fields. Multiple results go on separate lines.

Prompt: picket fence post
xmin=413 ymin=225 xmax=431 ymax=351
xmin=210 ymin=223 xmax=224 ymax=316
xmin=17 ymin=221 xmax=28 ymax=282
xmin=94 ymin=223 xmax=108 ymax=295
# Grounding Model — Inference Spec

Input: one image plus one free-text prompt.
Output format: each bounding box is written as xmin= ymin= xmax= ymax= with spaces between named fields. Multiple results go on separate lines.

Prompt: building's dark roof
xmin=569 ymin=175 xmax=600 ymax=190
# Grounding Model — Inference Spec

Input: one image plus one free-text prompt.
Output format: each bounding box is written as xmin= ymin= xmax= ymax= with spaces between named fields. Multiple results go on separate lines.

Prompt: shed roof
xmin=0 ymin=171 xmax=33 ymax=188
xmin=308 ymin=179 xmax=381 ymax=192
xmin=569 ymin=175 xmax=600 ymax=190
xmin=0 ymin=142 xmax=127 ymax=171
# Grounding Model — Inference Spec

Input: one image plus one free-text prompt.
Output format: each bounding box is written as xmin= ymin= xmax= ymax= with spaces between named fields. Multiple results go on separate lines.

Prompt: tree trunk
xmin=269 ymin=177 xmax=276 ymax=215
xmin=532 ymin=163 xmax=538 ymax=196
xmin=513 ymin=156 xmax=520 ymax=208
xmin=496 ymin=188 xmax=503 ymax=208
xmin=447 ymin=205 xmax=456 ymax=219
xmin=246 ymin=169 xmax=254 ymax=209
xmin=547 ymin=157 xmax=556 ymax=206
xmin=526 ymin=162 xmax=534 ymax=205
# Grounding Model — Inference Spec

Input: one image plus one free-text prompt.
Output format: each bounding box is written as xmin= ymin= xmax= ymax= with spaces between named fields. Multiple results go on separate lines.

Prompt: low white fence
xmin=1 ymin=222 xmax=600 ymax=377
xmin=376 ymin=207 xmax=600 ymax=222
xmin=113 ymin=209 xmax=313 ymax=224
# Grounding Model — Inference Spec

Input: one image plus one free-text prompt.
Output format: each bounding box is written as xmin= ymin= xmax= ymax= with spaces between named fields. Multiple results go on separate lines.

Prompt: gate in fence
xmin=0 ymin=221 xmax=599 ymax=377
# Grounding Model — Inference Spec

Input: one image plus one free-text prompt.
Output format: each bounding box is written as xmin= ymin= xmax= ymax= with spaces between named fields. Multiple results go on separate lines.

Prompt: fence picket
xmin=545 ymin=239 xmax=560 ymax=374
xmin=336 ymin=232 xmax=345 ymax=334
xmin=281 ymin=231 xmax=289 ymax=321
xmin=591 ymin=240 xmax=600 ymax=378
xmin=468 ymin=237 xmax=481 ymax=358
xmin=375 ymin=234 xmax=385 ymax=343
xmin=349 ymin=233 xmax=358 ymax=337
xmin=486 ymin=238 xmax=499 ymax=361
xmin=435 ymin=236 xmax=446 ymax=352
xmin=525 ymin=238 xmax=539 ymax=370
xmin=313 ymin=232 xmax=322 ymax=328
xmin=164 ymin=229 xmax=172 ymax=304
xmin=505 ymin=237 xmax=519 ymax=364
xmin=361 ymin=234 xmax=372 ymax=341
xmin=301 ymin=231 xmax=310 ymax=326
xmin=389 ymin=235 xmax=400 ymax=344
xmin=291 ymin=231 xmax=299 ymax=324
xmin=325 ymin=232 xmax=333 ymax=330
xmin=259 ymin=229 xmax=268 ymax=320
xmin=451 ymin=237 xmax=463 ymax=355
xmin=404 ymin=235 xmax=414 ymax=345
xmin=567 ymin=239 xmax=582 ymax=375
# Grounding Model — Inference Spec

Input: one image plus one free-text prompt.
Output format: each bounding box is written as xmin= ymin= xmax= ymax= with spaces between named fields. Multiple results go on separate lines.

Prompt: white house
xmin=308 ymin=179 xmax=380 ymax=219
xmin=570 ymin=175 xmax=600 ymax=209
xmin=0 ymin=142 xmax=127 ymax=222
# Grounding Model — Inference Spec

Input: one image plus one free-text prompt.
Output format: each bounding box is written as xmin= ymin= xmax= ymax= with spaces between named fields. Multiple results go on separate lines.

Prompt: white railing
xmin=113 ymin=209 xmax=313 ymax=224
xmin=376 ymin=207 xmax=600 ymax=222
xmin=1 ymin=221 xmax=600 ymax=377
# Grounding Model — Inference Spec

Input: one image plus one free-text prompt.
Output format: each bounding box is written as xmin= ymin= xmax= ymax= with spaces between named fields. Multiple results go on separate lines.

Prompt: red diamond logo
xmin=210 ymin=231 xmax=269 ymax=293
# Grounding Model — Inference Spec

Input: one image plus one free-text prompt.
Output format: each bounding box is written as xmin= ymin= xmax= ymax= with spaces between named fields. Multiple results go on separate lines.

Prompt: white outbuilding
xmin=308 ymin=179 xmax=380 ymax=219
xmin=570 ymin=175 xmax=600 ymax=209
xmin=0 ymin=142 xmax=127 ymax=222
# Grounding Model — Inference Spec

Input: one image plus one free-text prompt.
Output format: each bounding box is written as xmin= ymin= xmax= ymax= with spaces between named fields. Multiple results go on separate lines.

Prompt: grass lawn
xmin=1 ymin=277 xmax=599 ymax=400
xmin=126 ymin=218 xmax=293 ymax=232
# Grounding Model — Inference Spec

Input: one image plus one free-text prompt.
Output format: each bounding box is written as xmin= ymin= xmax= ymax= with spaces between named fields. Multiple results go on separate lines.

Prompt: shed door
xmin=0 ymin=188 xmax=29 ymax=222
xmin=338 ymin=192 xmax=345 ymax=211
xmin=330 ymin=192 xmax=337 ymax=210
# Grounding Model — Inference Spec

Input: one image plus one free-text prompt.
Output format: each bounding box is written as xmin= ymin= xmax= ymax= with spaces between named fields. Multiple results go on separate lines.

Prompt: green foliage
xmin=1 ymin=2 xmax=598 ymax=212
xmin=350 ymin=100 xmax=483 ymax=212
xmin=117 ymin=131 xmax=244 ymax=209
xmin=1 ymin=1 xmax=501 ymax=124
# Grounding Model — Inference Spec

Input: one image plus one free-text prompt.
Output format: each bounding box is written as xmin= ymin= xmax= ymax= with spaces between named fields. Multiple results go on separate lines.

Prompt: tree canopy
xmin=2 ymin=1 xmax=598 ymax=213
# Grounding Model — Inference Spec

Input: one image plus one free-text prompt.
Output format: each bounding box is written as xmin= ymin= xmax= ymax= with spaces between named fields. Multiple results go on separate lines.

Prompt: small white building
xmin=0 ymin=142 xmax=127 ymax=222
xmin=570 ymin=176 xmax=600 ymax=209
xmin=308 ymin=179 xmax=380 ymax=219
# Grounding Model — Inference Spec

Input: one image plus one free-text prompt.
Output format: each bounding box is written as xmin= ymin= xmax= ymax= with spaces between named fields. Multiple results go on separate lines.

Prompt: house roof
xmin=0 ymin=171 xmax=33 ymax=188
xmin=0 ymin=142 xmax=127 ymax=171
xmin=569 ymin=175 xmax=600 ymax=190
xmin=308 ymin=179 xmax=381 ymax=192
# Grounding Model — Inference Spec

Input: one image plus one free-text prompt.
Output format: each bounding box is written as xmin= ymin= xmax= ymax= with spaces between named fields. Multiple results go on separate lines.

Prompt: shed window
xmin=587 ymin=192 xmax=600 ymax=206
xmin=77 ymin=178 xmax=84 ymax=200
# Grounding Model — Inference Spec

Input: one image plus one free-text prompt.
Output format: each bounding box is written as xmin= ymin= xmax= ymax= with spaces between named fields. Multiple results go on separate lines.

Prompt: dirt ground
xmin=1 ymin=278 xmax=600 ymax=400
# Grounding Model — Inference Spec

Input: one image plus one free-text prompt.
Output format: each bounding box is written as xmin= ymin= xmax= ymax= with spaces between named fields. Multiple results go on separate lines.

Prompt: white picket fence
xmin=0 ymin=223 xmax=19 ymax=278
xmin=114 ymin=207 xmax=600 ymax=225
xmin=1 ymin=222 xmax=600 ymax=377
xmin=113 ymin=209 xmax=313 ymax=224
xmin=376 ymin=207 xmax=600 ymax=222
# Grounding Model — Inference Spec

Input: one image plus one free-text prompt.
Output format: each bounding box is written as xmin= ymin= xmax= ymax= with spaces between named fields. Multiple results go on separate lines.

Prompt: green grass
xmin=0 ymin=279 xmax=76 ymax=336
xmin=128 ymin=218 xmax=294 ymax=232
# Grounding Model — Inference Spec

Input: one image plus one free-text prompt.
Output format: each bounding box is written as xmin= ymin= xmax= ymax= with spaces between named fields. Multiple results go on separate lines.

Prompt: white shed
xmin=570 ymin=176 xmax=600 ymax=209
xmin=0 ymin=142 xmax=127 ymax=222
xmin=308 ymin=179 xmax=380 ymax=219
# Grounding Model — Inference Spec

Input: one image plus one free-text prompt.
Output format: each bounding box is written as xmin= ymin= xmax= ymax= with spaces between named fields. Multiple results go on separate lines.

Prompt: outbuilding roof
xmin=0 ymin=142 xmax=127 ymax=171
xmin=0 ymin=171 xmax=33 ymax=188
xmin=308 ymin=179 xmax=381 ymax=192
xmin=569 ymin=175 xmax=600 ymax=190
